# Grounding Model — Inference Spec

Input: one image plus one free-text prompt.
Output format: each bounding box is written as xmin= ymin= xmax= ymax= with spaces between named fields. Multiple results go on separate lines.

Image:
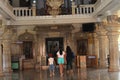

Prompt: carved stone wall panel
xmin=18 ymin=30 xmax=34 ymax=41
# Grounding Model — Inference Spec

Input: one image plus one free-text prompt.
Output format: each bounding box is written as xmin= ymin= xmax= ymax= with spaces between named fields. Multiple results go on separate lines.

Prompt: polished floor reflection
xmin=0 ymin=68 xmax=120 ymax=80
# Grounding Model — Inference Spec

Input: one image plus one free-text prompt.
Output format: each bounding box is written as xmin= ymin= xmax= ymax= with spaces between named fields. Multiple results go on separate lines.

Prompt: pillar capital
xmin=106 ymin=15 xmax=119 ymax=24
xmin=93 ymin=33 xmax=98 ymax=38
xmin=104 ymin=23 xmax=120 ymax=32
xmin=95 ymin=22 xmax=107 ymax=36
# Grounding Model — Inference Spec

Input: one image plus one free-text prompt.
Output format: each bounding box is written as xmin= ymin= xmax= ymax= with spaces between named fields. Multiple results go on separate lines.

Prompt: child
xmin=48 ymin=54 xmax=55 ymax=77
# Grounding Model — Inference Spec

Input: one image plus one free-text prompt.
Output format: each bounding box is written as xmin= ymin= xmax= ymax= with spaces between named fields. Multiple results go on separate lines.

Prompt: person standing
xmin=66 ymin=46 xmax=75 ymax=74
xmin=48 ymin=54 xmax=55 ymax=77
xmin=56 ymin=47 xmax=66 ymax=77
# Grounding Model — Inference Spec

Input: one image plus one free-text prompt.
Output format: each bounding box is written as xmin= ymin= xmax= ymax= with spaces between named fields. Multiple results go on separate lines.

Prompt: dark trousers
xmin=66 ymin=59 xmax=73 ymax=70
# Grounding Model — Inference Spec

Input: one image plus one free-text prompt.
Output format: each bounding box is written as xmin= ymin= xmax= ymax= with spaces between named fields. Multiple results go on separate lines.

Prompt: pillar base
xmin=0 ymin=72 xmax=4 ymax=76
xmin=99 ymin=64 xmax=107 ymax=68
xmin=41 ymin=66 xmax=49 ymax=70
xmin=108 ymin=66 xmax=120 ymax=72
xmin=3 ymin=67 xmax=13 ymax=73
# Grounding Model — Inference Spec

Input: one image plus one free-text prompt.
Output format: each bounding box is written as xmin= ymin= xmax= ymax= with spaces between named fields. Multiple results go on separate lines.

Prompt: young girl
xmin=48 ymin=54 xmax=55 ymax=77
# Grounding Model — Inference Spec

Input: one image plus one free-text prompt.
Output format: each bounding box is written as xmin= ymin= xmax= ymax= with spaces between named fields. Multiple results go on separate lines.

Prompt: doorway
xmin=23 ymin=41 xmax=33 ymax=59
xmin=77 ymin=39 xmax=88 ymax=55
xmin=45 ymin=37 xmax=64 ymax=64
xmin=1 ymin=44 xmax=3 ymax=70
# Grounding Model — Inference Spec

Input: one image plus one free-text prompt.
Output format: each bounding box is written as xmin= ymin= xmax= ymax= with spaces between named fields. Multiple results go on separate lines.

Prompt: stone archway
xmin=18 ymin=30 xmax=34 ymax=59
xmin=18 ymin=30 xmax=35 ymax=70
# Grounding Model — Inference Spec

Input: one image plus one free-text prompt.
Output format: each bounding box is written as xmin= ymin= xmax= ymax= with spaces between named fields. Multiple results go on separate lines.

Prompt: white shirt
xmin=48 ymin=57 xmax=54 ymax=65
xmin=57 ymin=51 xmax=65 ymax=58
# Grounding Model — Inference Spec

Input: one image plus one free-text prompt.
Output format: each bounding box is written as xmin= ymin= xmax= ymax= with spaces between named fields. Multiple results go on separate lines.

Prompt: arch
xmin=18 ymin=30 xmax=34 ymax=41
xmin=18 ymin=30 xmax=34 ymax=59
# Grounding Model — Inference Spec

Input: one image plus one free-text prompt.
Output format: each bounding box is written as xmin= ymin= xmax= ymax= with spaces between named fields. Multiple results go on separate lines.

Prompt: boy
xmin=48 ymin=54 xmax=55 ymax=77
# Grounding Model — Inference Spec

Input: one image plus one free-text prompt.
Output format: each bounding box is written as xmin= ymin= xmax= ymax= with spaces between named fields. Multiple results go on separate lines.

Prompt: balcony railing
xmin=13 ymin=7 xmax=32 ymax=17
xmin=75 ymin=5 xmax=94 ymax=15
xmin=0 ymin=0 xmax=113 ymax=18
xmin=13 ymin=4 xmax=95 ymax=17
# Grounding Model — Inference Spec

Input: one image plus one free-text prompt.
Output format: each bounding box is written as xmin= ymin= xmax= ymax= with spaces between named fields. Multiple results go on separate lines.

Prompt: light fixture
xmin=33 ymin=0 xmax=36 ymax=4
xmin=25 ymin=0 xmax=29 ymax=2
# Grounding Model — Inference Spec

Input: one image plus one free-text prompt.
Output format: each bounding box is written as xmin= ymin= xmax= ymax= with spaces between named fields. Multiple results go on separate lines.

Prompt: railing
xmin=0 ymin=0 xmax=114 ymax=18
xmin=13 ymin=7 xmax=32 ymax=17
xmin=13 ymin=4 xmax=95 ymax=17
xmin=75 ymin=4 xmax=94 ymax=15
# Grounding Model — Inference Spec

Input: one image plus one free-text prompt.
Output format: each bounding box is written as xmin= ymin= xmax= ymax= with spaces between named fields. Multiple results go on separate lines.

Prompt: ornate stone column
xmin=34 ymin=35 xmax=39 ymax=62
xmin=72 ymin=1 xmax=76 ymax=14
xmin=96 ymin=22 xmax=108 ymax=68
xmin=2 ymin=29 xmax=12 ymax=72
xmin=3 ymin=40 xmax=12 ymax=72
xmin=32 ymin=2 xmax=36 ymax=16
xmin=104 ymin=15 xmax=120 ymax=71
xmin=87 ymin=33 xmax=93 ymax=55
xmin=38 ymin=33 xmax=46 ymax=67
xmin=66 ymin=32 xmax=72 ymax=46
xmin=93 ymin=33 xmax=99 ymax=68
xmin=0 ymin=40 xmax=4 ymax=76
xmin=93 ymin=33 xmax=99 ymax=57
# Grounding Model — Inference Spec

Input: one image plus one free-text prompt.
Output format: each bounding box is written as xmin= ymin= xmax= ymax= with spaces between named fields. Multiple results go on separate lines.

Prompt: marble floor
xmin=0 ymin=68 xmax=120 ymax=80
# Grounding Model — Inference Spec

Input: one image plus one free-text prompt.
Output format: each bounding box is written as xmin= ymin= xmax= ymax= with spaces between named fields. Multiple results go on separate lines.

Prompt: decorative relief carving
xmin=95 ymin=22 xmax=107 ymax=36
xmin=107 ymin=15 xmax=119 ymax=24
xmin=18 ymin=30 xmax=34 ymax=41
xmin=46 ymin=0 xmax=64 ymax=16
xmin=34 ymin=25 xmax=73 ymax=33
xmin=48 ymin=32 xmax=60 ymax=37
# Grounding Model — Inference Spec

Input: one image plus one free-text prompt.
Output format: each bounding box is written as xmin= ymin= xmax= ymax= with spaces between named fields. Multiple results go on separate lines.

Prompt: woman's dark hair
xmin=66 ymin=46 xmax=73 ymax=58
xmin=59 ymin=46 xmax=63 ymax=55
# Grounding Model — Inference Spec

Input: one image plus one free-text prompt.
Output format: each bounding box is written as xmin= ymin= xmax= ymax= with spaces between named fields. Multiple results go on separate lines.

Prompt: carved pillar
xmin=3 ymin=40 xmax=12 ymax=72
xmin=96 ymin=22 xmax=108 ymax=68
xmin=71 ymin=33 xmax=76 ymax=53
xmin=92 ymin=33 xmax=99 ymax=68
xmin=32 ymin=3 xmax=36 ymax=16
xmin=0 ymin=40 xmax=4 ymax=76
xmin=38 ymin=33 xmax=46 ymax=66
xmin=87 ymin=33 xmax=93 ymax=55
xmin=72 ymin=1 xmax=76 ymax=14
xmin=34 ymin=36 xmax=39 ymax=63
xmin=66 ymin=32 xmax=72 ymax=46
xmin=93 ymin=32 xmax=99 ymax=57
xmin=2 ymin=29 xmax=12 ymax=72
xmin=104 ymin=15 xmax=120 ymax=71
